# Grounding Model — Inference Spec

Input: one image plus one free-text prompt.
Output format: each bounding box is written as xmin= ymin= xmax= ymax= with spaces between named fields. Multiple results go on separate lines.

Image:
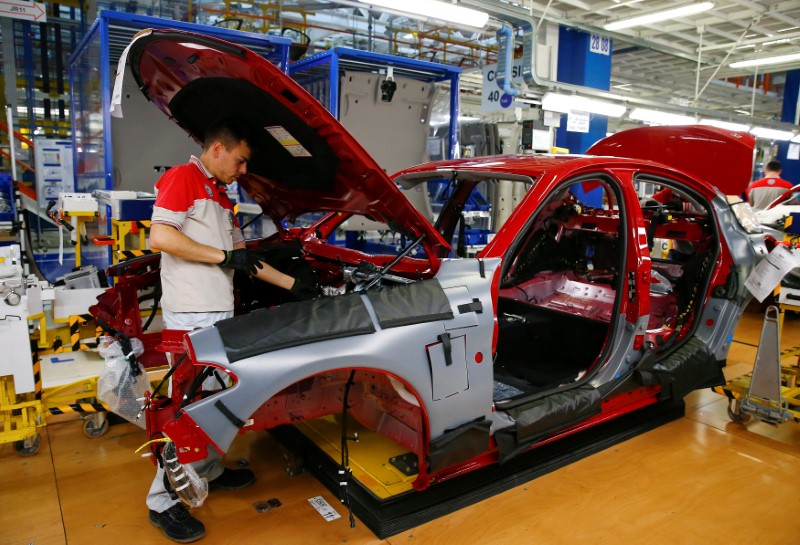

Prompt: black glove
xmin=219 ymin=249 xmax=265 ymax=275
xmin=289 ymin=274 xmax=319 ymax=300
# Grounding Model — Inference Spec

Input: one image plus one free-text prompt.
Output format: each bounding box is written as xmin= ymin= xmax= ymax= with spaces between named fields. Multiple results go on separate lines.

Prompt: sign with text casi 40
xmin=0 ymin=0 xmax=46 ymax=22
xmin=482 ymin=60 xmax=525 ymax=113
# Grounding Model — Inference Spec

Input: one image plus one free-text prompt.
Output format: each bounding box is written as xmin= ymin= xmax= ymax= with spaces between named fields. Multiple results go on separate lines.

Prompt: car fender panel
xmin=215 ymin=294 xmax=376 ymax=363
xmin=635 ymin=336 xmax=725 ymax=399
xmin=495 ymin=385 xmax=602 ymax=463
xmin=181 ymin=258 xmax=500 ymax=456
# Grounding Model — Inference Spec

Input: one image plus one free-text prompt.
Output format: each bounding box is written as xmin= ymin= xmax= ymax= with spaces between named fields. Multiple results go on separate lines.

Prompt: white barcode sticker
xmin=265 ymin=126 xmax=312 ymax=157
xmin=307 ymin=495 xmax=341 ymax=521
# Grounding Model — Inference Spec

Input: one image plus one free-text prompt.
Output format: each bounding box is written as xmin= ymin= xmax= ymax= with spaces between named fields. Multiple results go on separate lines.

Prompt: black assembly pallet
xmin=270 ymin=398 xmax=685 ymax=539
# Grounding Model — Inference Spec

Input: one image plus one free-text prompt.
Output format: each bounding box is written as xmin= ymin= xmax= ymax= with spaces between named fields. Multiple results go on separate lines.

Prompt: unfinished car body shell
xmin=92 ymin=29 xmax=769 ymax=494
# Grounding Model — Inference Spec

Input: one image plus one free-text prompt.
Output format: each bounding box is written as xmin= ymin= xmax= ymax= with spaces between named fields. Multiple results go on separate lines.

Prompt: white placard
xmin=543 ymin=110 xmax=561 ymax=128
xmin=481 ymin=60 xmax=524 ymax=113
xmin=589 ymin=33 xmax=611 ymax=56
xmin=566 ymin=110 xmax=590 ymax=133
xmin=0 ymin=0 xmax=46 ymax=23
xmin=0 ymin=318 xmax=35 ymax=393
xmin=532 ymin=129 xmax=552 ymax=151
xmin=308 ymin=496 xmax=341 ymax=522
xmin=745 ymin=244 xmax=800 ymax=302
xmin=788 ymin=143 xmax=800 ymax=160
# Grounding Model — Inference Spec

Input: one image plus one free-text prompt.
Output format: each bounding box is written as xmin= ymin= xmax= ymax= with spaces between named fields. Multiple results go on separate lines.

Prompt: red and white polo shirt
xmin=151 ymin=155 xmax=244 ymax=312
xmin=746 ymin=176 xmax=794 ymax=210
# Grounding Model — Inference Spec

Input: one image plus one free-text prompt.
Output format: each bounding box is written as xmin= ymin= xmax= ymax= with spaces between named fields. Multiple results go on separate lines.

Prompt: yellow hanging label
xmin=135 ymin=437 xmax=172 ymax=454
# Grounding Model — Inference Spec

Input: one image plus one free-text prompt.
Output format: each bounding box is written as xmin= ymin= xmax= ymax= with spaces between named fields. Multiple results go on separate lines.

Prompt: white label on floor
xmin=308 ymin=495 xmax=341 ymax=522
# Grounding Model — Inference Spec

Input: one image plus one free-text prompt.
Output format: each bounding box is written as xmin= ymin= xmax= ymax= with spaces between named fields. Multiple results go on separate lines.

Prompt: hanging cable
xmin=339 ymin=370 xmax=358 ymax=528
xmin=694 ymin=17 xmax=760 ymax=103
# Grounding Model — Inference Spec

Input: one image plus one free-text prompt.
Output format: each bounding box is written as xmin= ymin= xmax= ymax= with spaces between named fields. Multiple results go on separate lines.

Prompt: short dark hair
xmin=765 ymin=159 xmax=782 ymax=173
xmin=203 ymin=118 xmax=252 ymax=150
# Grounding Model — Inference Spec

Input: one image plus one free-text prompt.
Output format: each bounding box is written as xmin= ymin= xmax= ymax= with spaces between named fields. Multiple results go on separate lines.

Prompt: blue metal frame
xmin=22 ymin=22 xmax=37 ymax=138
xmin=69 ymin=10 xmax=291 ymax=193
xmin=288 ymin=47 xmax=461 ymax=159
xmin=68 ymin=11 xmax=291 ymax=267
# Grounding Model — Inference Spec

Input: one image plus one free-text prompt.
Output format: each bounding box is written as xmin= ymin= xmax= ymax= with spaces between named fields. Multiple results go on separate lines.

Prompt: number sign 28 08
xmin=590 ymin=34 xmax=611 ymax=56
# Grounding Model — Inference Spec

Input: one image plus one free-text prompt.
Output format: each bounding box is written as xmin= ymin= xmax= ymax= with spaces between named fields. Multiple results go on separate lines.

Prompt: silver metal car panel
xmin=182 ymin=258 xmax=500 ymax=455
xmin=428 ymin=335 xmax=469 ymax=400
xmin=441 ymin=286 xmax=479 ymax=330
xmin=701 ymin=194 xmax=768 ymax=360
xmin=588 ymin=313 xmax=643 ymax=388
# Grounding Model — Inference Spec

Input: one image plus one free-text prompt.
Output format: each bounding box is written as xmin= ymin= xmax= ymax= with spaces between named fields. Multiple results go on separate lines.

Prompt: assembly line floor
xmin=2 ymin=309 xmax=799 ymax=545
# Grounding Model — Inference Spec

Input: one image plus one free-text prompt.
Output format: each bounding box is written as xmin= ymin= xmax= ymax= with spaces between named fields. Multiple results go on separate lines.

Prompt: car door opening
xmin=493 ymin=180 xmax=624 ymax=399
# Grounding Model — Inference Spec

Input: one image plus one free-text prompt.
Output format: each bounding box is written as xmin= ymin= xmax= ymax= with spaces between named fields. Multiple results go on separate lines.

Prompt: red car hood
xmin=126 ymin=29 xmax=446 ymax=251
xmin=587 ymin=125 xmax=756 ymax=196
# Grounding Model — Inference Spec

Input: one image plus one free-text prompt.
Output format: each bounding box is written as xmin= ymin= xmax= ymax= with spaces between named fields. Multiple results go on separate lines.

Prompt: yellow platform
xmin=296 ymin=416 xmax=417 ymax=499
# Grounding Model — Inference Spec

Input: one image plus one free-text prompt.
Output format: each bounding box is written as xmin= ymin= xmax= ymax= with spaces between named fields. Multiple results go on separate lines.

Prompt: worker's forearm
xmin=149 ymin=223 xmax=224 ymax=264
xmin=253 ymin=262 xmax=295 ymax=290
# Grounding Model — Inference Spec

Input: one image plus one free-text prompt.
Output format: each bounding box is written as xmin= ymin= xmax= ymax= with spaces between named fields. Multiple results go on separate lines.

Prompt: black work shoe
xmin=149 ymin=504 xmax=205 ymax=543
xmin=208 ymin=467 xmax=255 ymax=491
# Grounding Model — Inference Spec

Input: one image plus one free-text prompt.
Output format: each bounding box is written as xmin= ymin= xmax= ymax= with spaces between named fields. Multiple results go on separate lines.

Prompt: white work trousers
xmin=146 ymin=309 xmax=233 ymax=513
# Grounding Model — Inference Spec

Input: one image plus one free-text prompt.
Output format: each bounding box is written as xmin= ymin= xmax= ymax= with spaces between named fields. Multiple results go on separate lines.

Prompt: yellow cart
xmin=1 ymin=312 xmax=110 ymax=456
xmin=714 ymin=306 xmax=800 ymax=424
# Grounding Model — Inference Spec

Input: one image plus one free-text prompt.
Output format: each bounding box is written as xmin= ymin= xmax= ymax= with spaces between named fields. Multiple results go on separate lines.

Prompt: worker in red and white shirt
xmin=746 ymin=160 xmax=794 ymax=210
xmin=146 ymin=118 xmax=315 ymax=543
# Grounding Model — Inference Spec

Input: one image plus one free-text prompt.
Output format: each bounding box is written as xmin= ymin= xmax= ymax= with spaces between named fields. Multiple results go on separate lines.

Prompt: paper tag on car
xmin=265 ymin=126 xmax=312 ymax=157
xmin=745 ymin=244 xmax=800 ymax=302
xmin=307 ymin=496 xmax=341 ymax=521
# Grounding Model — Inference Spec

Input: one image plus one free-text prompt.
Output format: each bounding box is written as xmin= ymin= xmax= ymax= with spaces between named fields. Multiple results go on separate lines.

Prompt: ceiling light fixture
xmin=358 ymin=0 xmax=489 ymax=29
xmin=541 ymin=92 xmax=627 ymax=118
xmin=604 ymin=1 xmax=714 ymax=31
xmin=762 ymin=38 xmax=793 ymax=46
xmin=699 ymin=119 xmax=750 ymax=132
xmin=791 ymin=134 xmax=800 ymax=143
xmin=749 ymin=127 xmax=795 ymax=141
xmin=629 ymin=108 xmax=695 ymax=125
xmin=730 ymin=52 xmax=800 ymax=69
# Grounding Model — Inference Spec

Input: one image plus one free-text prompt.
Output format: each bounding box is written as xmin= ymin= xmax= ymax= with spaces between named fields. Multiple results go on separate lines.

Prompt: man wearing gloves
xmin=147 ymin=118 xmax=316 ymax=542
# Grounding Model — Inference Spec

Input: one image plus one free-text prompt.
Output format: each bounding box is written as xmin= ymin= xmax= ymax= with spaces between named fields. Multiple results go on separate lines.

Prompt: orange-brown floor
xmin=2 ymin=309 xmax=799 ymax=545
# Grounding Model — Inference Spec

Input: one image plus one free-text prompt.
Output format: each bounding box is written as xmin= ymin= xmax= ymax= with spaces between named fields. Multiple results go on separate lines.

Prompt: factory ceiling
xmin=175 ymin=1 xmax=800 ymax=126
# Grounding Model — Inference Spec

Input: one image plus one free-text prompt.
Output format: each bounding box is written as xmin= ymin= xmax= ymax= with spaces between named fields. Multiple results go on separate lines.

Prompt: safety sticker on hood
xmin=265 ymin=126 xmax=312 ymax=158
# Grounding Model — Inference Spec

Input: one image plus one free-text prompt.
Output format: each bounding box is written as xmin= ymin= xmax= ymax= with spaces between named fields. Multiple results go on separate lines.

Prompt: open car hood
xmin=587 ymin=125 xmax=756 ymax=196
xmin=125 ymin=29 xmax=446 ymax=252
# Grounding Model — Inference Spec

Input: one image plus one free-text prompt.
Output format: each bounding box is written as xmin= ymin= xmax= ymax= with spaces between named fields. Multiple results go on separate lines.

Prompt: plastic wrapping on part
xmin=650 ymin=269 xmax=673 ymax=294
xmin=97 ymin=336 xmax=148 ymax=428
xmin=162 ymin=441 xmax=209 ymax=508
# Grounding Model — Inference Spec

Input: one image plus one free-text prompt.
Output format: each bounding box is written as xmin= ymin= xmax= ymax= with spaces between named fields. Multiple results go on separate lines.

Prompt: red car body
xmin=91 ymin=30 xmax=768 ymax=495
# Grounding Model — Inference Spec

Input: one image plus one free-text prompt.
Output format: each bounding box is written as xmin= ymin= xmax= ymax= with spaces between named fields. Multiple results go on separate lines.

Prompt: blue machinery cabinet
xmin=288 ymin=47 xmax=461 ymax=162
xmin=67 ymin=12 xmax=291 ymax=266
xmin=288 ymin=48 xmax=464 ymax=255
xmin=69 ymin=11 xmax=291 ymax=196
